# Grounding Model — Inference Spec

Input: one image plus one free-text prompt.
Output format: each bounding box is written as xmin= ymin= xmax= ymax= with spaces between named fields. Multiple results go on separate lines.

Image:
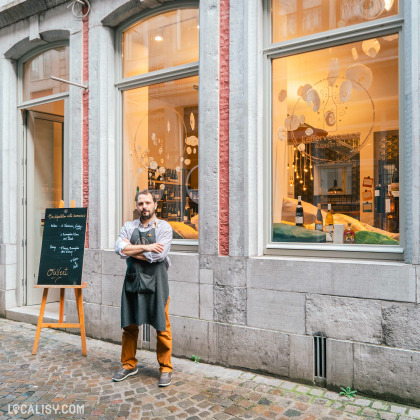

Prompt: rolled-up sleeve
xmin=142 ymin=222 xmax=173 ymax=264
xmin=115 ymin=222 xmax=131 ymax=259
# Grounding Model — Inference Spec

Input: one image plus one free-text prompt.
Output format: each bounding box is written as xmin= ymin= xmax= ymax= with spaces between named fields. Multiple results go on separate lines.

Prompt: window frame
xmin=263 ymin=0 xmax=405 ymax=260
xmin=115 ymin=1 xmax=199 ymax=249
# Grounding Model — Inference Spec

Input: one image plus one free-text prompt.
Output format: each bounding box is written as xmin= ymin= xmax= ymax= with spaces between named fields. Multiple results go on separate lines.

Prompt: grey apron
xmin=120 ymin=226 xmax=169 ymax=331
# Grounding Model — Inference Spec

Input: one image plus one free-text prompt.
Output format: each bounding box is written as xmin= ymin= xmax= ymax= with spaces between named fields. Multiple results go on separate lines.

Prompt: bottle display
xmin=295 ymin=196 xmax=304 ymax=227
xmin=343 ymin=223 xmax=355 ymax=244
xmin=391 ymin=166 xmax=399 ymax=232
xmin=325 ymin=203 xmax=334 ymax=242
xmin=315 ymin=203 xmax=323 ymax=231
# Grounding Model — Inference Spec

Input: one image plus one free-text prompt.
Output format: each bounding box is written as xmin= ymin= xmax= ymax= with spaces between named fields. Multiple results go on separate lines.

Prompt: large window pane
xmin=122 ymin=9 xmax=199 ymax=78
xmin=272 ymin=0 xmax=398 ymax=43
xmin=23 ymin=47 xmax=69 ymax=101
xmin=272 ymin=35 xmax=399 ymax=245
xmin=123 ymin=76 xmax=199 ymax=239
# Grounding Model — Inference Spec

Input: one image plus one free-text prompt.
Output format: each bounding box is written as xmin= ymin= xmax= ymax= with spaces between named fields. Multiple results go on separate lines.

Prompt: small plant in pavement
xmin=191 ymin=355 xmax=201 ymax=364
xmin=339 ymin=386 xmax=357 ymax=399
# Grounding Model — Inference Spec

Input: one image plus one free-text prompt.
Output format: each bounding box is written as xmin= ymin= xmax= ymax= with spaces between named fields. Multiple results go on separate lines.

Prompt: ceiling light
xmin=155 ymin=35 xmax=163 ymax=42
xmin=384 ymin=0 xmax=394 ymax=11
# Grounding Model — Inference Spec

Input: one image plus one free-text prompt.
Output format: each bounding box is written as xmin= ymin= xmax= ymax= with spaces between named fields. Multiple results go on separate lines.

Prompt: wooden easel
xmin=32 ymin=199 xmax=87 ymax=356
xmin=32 ymin=282 xmax=87 ymax=356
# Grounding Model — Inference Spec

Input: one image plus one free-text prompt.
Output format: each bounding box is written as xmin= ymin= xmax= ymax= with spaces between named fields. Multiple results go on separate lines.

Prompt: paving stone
xmin=372 ymin=401 xmax=389 ymax=410
xmin=0 ymin=318 xmax=418 ymax=420
xmin=390 ymin=405 xmax=408 ymax=414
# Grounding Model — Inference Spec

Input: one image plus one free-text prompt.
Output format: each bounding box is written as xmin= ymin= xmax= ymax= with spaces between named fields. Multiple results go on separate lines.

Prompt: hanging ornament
xmin=352 ymin=48 xmax=358 ymax=60
xmin=362 ymin=38 xmax=380 ymax=58
xmin=327 ymin=58 xmax=339 ymax=86
xmin=184 ymin=159 xmax=191 ymax=165
xmin=150 ymin=161 xmax=158 ymax=170
xmin=160 ymin=159 xmax=164 ymax=164
xmin=284 ymin=115 xmax=300 ymax=131
xmin=340 ymin=79 xmax=352 ymax=102
xmin=277 ymin=126 xmax=287 ymax=140
xmin=158 ymin=166 xmax=166 ymax=173
xmin=306 ymin=88 xmax=320 ymax=112
xmin=305 ymin=127 xmax=313 ymax=136
xmin=193 ymin=148 xmax=197 ymax=154
xmin=190 ymin=112 xmax=195 ymax=130
xmin=159 ymin=146 xmax=163 ymax=155
xmin=187 ymin=147 xmax=192 ymax=154
xmin=278 ymin=89 xmax=287 ymax=102
xmin=175 ymin=166 xmax=181 ymax=173
xmin=345 ymin=63 xmax=373 ymax=91
xmin=167 ymin=121 xmax=171 ymax=132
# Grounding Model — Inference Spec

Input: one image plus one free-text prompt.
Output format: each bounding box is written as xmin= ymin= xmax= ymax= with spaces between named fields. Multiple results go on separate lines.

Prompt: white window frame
xmin=115 ymin=1 xmax=199 ymax=250
xmin=263 ymin=0 xmax=405 ymax=260
xmin=16 ymin=42 xmax=70 ymax=305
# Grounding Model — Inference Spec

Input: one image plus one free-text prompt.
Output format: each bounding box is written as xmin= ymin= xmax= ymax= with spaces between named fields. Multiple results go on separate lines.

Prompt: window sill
xmin=265 ymin=243 xmax=404 ymax=261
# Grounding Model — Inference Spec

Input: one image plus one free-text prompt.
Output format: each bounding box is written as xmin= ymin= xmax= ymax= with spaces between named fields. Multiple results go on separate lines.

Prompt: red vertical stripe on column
xmin=82 ymin=8 xmax=89 ymax=248
xmin=219 ymin=0 xmax=230 ymax=256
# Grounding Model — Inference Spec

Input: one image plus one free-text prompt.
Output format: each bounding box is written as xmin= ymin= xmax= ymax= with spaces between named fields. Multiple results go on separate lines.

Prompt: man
xmin=113 ymin=189 xmax=173 ymax=387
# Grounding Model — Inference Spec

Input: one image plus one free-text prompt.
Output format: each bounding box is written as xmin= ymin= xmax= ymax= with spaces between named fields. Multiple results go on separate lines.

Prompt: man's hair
xmin=137 ymin=189 xmax=157 ymax=203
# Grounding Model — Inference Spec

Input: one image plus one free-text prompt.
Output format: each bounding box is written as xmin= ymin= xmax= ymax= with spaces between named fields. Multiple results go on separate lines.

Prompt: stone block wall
xmin=65 ymin=250 xmax=420 ymax=405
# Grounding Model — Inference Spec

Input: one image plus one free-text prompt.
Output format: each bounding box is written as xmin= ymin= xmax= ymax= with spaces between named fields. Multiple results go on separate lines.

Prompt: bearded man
xmin=113 ymin=189 xmax=173 ymax=387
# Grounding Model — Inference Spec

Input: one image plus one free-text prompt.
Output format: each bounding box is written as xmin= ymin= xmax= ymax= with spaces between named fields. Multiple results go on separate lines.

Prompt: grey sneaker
xmin=112 ymin=367 xmax=138 ymax=382
xmin=158 ymin=372 xmax=172 ymax=387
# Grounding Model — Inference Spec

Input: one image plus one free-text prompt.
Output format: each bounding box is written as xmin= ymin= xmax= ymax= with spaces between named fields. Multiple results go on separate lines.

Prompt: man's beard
xmin=140 ymin=208 xmax=155 ymax=221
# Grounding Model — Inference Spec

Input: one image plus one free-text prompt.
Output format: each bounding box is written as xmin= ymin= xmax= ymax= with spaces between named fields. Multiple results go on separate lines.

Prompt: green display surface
xmin=37 ymin=208 xmax=87 ymax=286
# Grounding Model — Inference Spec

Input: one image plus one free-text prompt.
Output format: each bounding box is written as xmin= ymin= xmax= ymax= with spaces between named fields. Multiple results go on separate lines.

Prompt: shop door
xmin=25 ymin=111 xmax=64 ymax=305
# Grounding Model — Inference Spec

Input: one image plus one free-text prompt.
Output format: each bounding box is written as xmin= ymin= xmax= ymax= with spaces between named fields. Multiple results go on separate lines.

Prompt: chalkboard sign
xmin=37 ymin=208 xmax=87 ymax=286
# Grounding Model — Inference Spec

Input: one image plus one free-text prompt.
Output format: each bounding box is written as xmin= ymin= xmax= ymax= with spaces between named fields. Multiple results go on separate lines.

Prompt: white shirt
xmin=114 ymin=217 xmax=172 ymax=269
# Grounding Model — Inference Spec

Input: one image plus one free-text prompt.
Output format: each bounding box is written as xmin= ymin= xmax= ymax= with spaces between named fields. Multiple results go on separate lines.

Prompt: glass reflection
xmin=271 ymin=35 xmax=399 ymax=245
xmin=272 ymin=0 xmax=398 ymax=43
xmin=123 ymin=76 xmax=199 ymax=239
xmin=123 ymin=8 xmax=199 ymax=78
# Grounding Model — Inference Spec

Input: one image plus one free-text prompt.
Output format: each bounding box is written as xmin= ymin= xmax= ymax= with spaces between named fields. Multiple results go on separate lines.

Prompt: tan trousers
xmin=121 ymin=298 xmax=172 ymax=373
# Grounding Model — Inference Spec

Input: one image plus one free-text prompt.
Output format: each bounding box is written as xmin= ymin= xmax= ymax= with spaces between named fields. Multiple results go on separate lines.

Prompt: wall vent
xmin=143 ymin=324 xmax=150 ymax=343
xmin=314 ymin=336 xmax=327 ymax=381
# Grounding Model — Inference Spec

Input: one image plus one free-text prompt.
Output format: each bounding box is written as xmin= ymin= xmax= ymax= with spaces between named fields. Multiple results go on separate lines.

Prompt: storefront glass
xmin=122 ymin=9 xmax=199 ymax=78
xmin=121 ymin=8 xmax=199 ymax=239
xmin=271 ymin=35 xmax=399 ymax=245
xmin=272 ymin=0 xmax=399 ymax=43
xmin=22 ymin=46 xmax=69 ymax=101
xmin=122 ymin=77 xmax=199 ymax=239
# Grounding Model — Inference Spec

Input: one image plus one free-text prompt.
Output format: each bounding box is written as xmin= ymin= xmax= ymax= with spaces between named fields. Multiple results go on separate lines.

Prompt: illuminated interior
xmin=272 ymin=0 xmax=399 ymax=43
xmin=122 ymin=76 xmax=199 ymax=239
xmin=123 ymin=8 xmax=199 ymax=78
xmin=272 ymin=34 xmax=400 ymax=245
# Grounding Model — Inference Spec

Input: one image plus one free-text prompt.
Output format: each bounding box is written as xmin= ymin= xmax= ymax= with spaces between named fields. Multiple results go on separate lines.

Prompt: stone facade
xmin=0 ymin=0 xmax=419 ymax=406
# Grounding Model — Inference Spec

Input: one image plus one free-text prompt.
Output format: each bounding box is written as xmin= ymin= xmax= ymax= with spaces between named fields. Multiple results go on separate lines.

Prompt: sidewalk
xmin=0 ymin=318 xmax=419 ymax=420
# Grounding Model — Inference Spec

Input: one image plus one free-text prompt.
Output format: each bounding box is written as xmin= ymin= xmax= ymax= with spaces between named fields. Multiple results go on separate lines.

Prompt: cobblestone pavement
xmin=1 ymin=319 xmax=420 ymax=420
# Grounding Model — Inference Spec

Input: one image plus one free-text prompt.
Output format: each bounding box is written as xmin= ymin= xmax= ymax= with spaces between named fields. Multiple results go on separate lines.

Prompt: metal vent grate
xmin=143 ymin=324 xmax=150 ymax=343
xmin=314 ymin=336 xmax=327 ymax=379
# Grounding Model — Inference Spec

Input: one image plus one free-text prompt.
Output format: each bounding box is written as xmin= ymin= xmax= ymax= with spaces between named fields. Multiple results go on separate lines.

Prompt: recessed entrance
xmin=23 ymin=100 xmax=66 ymax=307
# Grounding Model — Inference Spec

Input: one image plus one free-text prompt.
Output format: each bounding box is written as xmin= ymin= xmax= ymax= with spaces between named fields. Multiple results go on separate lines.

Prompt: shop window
xmin=122 ymin=8 xmax=199 ymax=78
xmin=22 ymin=46 xmax=69 ymax=101
xmin=272 ymin=0 xmax=398 ymax=43
xmin=271 ymin=32 xmax=400 ymax=246
xmin=121 ymin=8 xmax=199 ymax=240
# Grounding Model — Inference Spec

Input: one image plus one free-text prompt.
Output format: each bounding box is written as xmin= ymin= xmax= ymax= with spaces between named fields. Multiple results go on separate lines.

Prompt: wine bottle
xmin=325 ymin=204 xmax=334 ymax=242
xmin=343 ymin=223 xmax=355 ymax=244
xmin=295 ymin=196 xmax=304 ymax=227
xmin=391 ymin=166 xmax=399 ymax=232
xmin=315 ymin=203 xmax=323 ymax=231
